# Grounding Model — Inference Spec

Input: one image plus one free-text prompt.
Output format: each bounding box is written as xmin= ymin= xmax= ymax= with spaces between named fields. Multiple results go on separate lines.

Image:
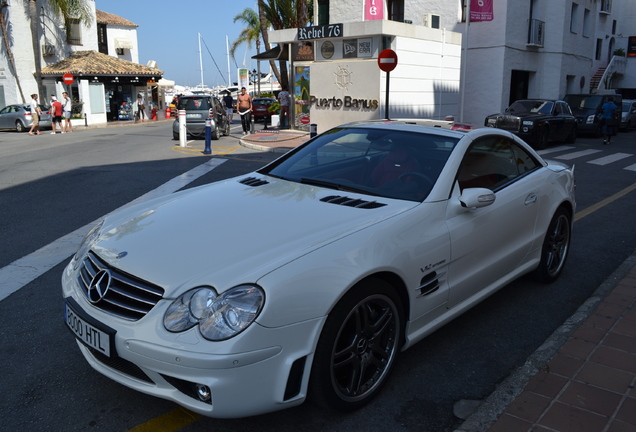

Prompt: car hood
xmin=487 ymin=112 xmax=545 ymax=120
xmin=92 ymin=175 xmax=415 ymax=297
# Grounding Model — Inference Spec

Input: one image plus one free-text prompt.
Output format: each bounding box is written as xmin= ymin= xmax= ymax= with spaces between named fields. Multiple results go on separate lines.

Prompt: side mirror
xmin=459 ymin=188 xmax=496 ymax=209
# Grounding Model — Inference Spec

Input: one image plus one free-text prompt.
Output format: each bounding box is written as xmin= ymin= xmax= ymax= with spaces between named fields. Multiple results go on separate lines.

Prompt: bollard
xmin=203 ymin=118 xmax=212 ymax=155
xmin=250 ymin=112 xmax=254 ymax=134
xmin=310 ymin=123 xmax=317 ymax=138
xmin=178 ymin=109 xmax=187 ymax=147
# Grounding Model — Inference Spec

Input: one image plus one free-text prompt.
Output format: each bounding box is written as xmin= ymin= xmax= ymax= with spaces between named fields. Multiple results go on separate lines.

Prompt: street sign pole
xmin=385 ymin=72 xmax=390 ymax=120
xmin=377 ymin=49 xmax=398 ymax=121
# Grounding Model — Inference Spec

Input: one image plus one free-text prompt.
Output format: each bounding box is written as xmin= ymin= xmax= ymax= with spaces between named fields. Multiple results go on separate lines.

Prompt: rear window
xmin=253 ymin=99 xmax=274 ymax=106
xmin=178 ymin=98 xmax=211 ymax=110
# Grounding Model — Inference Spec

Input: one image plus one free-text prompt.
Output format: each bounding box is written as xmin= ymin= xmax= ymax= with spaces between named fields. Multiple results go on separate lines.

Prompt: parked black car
xmin=485 ymin=99 xmax=577 ymax=149
xmin=172 ymin=95 xmax=230 ymax=140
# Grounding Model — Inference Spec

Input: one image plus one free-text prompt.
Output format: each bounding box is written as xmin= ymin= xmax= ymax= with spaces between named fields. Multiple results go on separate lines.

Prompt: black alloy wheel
xmin=309 ymin=279 xmax=403 ymax=411
xmin=533 ymin=207 xmax=571 ymax=283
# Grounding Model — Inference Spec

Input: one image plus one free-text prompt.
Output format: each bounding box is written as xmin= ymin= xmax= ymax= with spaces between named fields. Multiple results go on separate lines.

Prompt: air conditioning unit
xmin=422 ymin=14 xmax=440 ymax=29
xmin=42 ymin=44 xmax=55 ymax=56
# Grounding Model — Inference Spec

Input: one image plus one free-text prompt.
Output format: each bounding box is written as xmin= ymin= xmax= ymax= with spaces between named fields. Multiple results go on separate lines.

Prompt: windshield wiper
xmin=300 ymin=178 xmax=381 ymax=197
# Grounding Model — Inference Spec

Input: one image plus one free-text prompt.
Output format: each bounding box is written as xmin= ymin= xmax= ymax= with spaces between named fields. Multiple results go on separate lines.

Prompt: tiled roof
xmin=96 ymin=10 xmax=138 ymax=27
xmin=41 ymin=50 xmax=162 ymax=77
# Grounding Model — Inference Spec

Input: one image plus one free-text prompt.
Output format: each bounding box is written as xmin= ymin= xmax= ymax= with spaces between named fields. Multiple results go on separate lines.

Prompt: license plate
xmin=64 ymin=302 xmax=112 ymax=357
xmin=186 ymin=113 xmax=201 ymax=118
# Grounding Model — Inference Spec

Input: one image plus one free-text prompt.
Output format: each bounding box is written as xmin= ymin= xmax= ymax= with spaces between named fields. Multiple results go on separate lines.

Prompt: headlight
xmin=72 ymin=220 xmax=104 ymax=270
xmin=487 ymin=118 xmax=496 ymax=125
xmin=164 ymin=285 xmax=265 ymax=341
xmin=586 ymin=114 xmax=596 ymax=124
xmin=522 ymin=120 xmax=534 ymax=126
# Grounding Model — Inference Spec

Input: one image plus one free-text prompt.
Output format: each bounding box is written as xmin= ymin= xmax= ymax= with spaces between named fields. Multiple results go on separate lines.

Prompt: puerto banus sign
xmin=309 ymin=95 xmax=379 ymax=110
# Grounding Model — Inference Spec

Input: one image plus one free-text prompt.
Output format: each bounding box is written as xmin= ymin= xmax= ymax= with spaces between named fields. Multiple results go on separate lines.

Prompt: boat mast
xmin=198 ymin=33 xmax=204 ymax=88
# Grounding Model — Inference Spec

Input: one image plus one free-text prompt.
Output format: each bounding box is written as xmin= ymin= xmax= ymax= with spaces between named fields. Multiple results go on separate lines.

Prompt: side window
xmin=457 ymin=136 xmax=539 ymax=191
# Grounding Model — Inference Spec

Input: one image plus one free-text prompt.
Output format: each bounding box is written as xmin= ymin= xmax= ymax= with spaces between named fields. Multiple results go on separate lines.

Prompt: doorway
xmin=509 ymin=70 xmax=529 ymax=106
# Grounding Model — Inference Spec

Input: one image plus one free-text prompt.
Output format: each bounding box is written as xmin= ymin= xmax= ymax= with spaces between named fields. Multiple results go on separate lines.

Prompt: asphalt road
xmin=0 ymin=122 xmax=634 ymax=432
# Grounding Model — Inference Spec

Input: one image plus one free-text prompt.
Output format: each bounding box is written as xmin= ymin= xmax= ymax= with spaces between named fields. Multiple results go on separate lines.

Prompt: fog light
xmin=522 ymin=127 xmax=529 ymax=132
xmin=196 ymin=384 xmax=211 ymax=402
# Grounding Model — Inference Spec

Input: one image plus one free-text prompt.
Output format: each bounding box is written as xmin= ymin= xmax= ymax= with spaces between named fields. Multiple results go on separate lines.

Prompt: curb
xmin=453 ymin=249 xmax=636 ymax=432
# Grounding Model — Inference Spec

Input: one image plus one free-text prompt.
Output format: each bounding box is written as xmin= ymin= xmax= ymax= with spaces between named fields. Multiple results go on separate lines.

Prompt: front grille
xmin=77 ymin=251 xmax=164 ymax=321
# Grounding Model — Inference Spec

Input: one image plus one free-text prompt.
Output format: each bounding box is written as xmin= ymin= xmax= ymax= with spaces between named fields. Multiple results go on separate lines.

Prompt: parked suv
xmin=564 ymin=92 xmax=622 ymax=136
xmin=172 ymin=95 xmax=230 ymax=140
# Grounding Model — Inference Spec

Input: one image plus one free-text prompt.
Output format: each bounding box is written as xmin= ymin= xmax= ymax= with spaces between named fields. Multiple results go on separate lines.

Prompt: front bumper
xmin=62 ymin=267 xmax=325 ymax=418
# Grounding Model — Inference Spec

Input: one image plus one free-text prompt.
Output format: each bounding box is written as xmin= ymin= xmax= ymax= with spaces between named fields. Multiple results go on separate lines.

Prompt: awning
xmin=114 ymin=37 xmax=133 ymax=50
xmin=252 ymin=44 xmax=288 ymax=61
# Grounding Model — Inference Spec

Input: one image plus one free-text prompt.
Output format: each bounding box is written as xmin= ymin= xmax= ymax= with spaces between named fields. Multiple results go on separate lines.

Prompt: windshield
xmin=622 ymin=102 xmax=632 ymax=112
xmin=260 ymin=127 xmax=459 ymax=202
xmin=564 ymin=95 xmax=602 ymax=110
xmin=178 ymin=97 xmax=211 ymax=110
xmin=507 ymin=100 xmax=554 ymax=114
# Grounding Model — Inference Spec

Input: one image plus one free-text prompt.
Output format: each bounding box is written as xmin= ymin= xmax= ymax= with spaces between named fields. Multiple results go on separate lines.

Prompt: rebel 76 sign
xmin=298 ymin=24 xmax=343 ymax=41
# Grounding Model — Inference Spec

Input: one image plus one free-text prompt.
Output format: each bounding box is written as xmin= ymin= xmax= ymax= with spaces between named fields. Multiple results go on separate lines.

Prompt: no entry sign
xmin=377 ymin=49 xmax=398 ymax=72
xmin=63 ymin=73 xmax=74 ymax=85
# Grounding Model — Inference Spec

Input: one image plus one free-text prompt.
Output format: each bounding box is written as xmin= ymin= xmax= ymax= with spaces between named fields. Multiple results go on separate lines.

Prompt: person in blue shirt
xmin=600 ymin=96 xmax=618 ymax=145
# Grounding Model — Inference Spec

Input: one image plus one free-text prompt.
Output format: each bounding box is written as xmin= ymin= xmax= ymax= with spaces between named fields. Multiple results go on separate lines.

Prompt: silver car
xmin=620 ymin=99 xmax=636 ymax=131
xmin=0 ymin=104 xmax=52 ymax=132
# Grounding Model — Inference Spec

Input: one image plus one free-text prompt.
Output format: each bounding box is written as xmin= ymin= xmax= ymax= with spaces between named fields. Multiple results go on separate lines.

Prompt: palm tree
xmin=29 ymin=0 xmax=93 ymax=101
xmin=258 ymin=0 xmax=312 ymax=90
xmin=230 ymin=7 xmax=267 ymax=94
xmin=0 ymin=2 xmax=26 ymax=103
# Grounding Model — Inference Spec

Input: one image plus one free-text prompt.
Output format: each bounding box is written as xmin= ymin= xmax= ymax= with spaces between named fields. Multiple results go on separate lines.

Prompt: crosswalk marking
xmin=538 ymin=146 xmax=635 ymax=172
xmin=588 ymin=153 xmax=634 ymax=165
xmin=554 ymin=149 xmax=603 ymax=160
xmin=536 ymin=146 xmax=575 ymax=156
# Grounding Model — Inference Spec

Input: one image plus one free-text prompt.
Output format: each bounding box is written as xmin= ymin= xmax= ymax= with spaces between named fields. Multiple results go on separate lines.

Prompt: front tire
xmin=532 ymin=207 xmax=571 ymax=283
xmin=309 ymin=279 xmax=403 ymax=411
xmin=211 ymin=124 xmax=220 ymax=140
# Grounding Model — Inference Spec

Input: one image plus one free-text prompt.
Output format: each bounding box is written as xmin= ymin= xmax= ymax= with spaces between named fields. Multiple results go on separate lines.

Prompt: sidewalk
xmin=457 ymin=251 xmax=636 ymax=432
xmin=239 ymin=127 xmax=311 ymax=153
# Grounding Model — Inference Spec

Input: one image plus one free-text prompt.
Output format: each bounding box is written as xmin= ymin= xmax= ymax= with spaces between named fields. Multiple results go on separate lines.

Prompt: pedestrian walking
xmin=278 ymin=85 xmax=290 ymax=128
xmin=237 ymin=87 xmax=252 ymax=134
xmin=50 ymin=95 xmax=64 ymax=134
xmin=62 ymin=92 xmax=73 ymax=133
xmin=601 ymin=96 xmax=618 ymax=145
xmin=223 ymin=91 xmax=234 ymax=123
xmin=28 ymin=94 xmax=42 ymax=135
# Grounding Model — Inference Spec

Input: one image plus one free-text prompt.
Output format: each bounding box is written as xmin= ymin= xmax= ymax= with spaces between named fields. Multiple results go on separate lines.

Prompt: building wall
xmin=106 ymin=26 xmax=140 ymax=64
xmin=311 ymin=0 xmax=636 ymax=128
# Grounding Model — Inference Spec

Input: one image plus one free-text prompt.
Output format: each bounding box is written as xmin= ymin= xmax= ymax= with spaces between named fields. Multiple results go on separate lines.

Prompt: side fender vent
xmin=239 ymin=177 xmax=269 ymax=187
xmin=417 ymin=271 xmax=446 ymax=297
xmin=320 ymin=195 xmax=387 ymax=209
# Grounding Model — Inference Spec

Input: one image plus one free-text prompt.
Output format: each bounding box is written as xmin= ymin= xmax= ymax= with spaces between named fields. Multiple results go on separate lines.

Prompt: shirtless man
xmin=237 ymin=87 xmax=252 ymax=134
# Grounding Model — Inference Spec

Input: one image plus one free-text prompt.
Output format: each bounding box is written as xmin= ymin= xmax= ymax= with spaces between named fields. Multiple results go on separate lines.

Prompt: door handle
xmin=525 ymin=194 xmax=538 ymax=205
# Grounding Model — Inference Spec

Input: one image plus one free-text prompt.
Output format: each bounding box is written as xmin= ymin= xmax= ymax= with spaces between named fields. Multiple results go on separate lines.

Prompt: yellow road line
xmin=127 ymin=407 xmax=202 ymax=432
xmin=574 ymin=182 xmax=636 ymax=222
xmin=171 ymin=145 xmax=241 ymax=156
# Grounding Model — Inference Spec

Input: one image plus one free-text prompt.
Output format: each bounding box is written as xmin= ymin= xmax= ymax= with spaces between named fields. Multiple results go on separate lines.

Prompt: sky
xmin=97 ymin=0 xmax=262 ymax=87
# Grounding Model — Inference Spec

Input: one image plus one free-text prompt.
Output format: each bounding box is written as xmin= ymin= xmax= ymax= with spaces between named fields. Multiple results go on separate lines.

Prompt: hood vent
xmin=239 ymin=177 xmax=269 ymax=187
xmin=320 ymin=195 xmax=387 ymax=209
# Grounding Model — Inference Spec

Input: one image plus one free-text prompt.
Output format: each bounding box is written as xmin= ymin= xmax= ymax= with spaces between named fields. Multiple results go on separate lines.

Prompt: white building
xmin=266 ymin=0 xmax=636 ymax=129
xmin=0 ymin=0 xmax=161 ymax=124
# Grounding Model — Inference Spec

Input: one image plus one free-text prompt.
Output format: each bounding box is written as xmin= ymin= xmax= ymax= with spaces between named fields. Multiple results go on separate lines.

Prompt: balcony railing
xmin=600 ymin=0 xmax=612 ymax=13
xmin=527 ymin=19 xmax=545 ymax=47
